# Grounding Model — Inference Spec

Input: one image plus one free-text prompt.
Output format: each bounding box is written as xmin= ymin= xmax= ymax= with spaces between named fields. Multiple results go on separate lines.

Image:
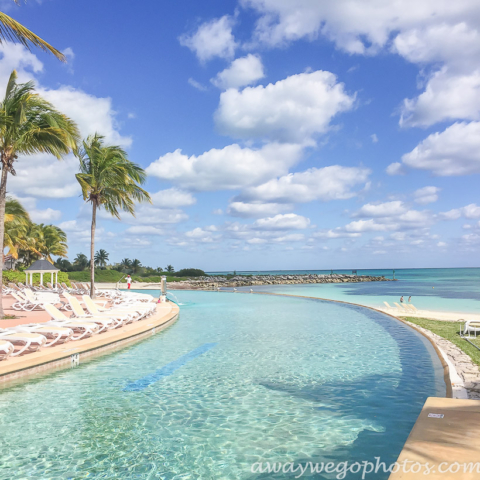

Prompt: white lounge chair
xmin=0 ymin=340 xmax=14 ymax=360
xmin=11 ymin=324 xmax=74 ymax=347
xmin=82 ymin=296 xmax=137 ymax=322
xmin=394 ymin=302 xmax=409 ymax=312
xmin=22 ymin=289 xmax=48 ymax=310
xmin=97 ymin=294 xmax=156 ymax=314
xmin=383 ymin=301 xmax=394 ymax=309
xmin=10 ymin=292 xmax=33 ymax=311
xmin=0 ymin=328 xmax=47 ymax=356
xmin=66 ymin=295 xmax=121 ymax=329
xmin=43 ymin=304 xmax=101 ymax=339
xmin=464 ymin=320 xmax=480 ymax=336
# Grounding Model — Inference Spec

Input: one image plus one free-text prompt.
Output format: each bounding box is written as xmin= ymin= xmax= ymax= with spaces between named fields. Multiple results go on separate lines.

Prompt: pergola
xmin=25 ymin=258 xmax=59 ymax=287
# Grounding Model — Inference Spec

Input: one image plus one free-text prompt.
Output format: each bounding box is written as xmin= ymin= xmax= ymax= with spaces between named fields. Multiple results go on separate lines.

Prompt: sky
xmin=2 ymin=0 xmax=480 ymax=271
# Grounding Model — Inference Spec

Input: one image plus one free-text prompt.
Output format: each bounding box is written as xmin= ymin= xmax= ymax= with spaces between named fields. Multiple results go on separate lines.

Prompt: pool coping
xmin=0 ymin=302 xmax=180 ymax=387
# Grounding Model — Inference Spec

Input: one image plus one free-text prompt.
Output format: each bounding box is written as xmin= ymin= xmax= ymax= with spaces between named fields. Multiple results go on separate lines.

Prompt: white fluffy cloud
xmin=393 ymin=23 xmax=480 ymax=68
xmin=211 ymin=54 xmax=265 ymax=89
xmin=8 ymin=153 xmax=80 ymax=198
xmin=441 ymin=204 xmax=480 ymax=220
xmin=227 ymin=201 xmax=293 ymax=218
xmin=414 ymin=186 xmax=440 ymax=205
xmin=214 ymin=70 xmax=355 ymax=143
xmin=313 ymin=230 xmax=360 ymax=239
xmin=345 ymin=209 xmax=432 ymax=233
xmin=353 ymin=201 xmax=407 ymax=218
xmin=146 ymin=143 xmax=303 ymax=191
xmin=400 ymin=122 xmax=480 ymax=176
xmin=241 ymin=165 xmax=370 ymax=203
xmin=241 ymin=1 xmax=480 ymax=127
xmin=400 ymin=68 xmax=480 ymax=127
xmin=179 ymin=15 xmax=237 ymax=62
xmin=0 ymin=43 xmax=131 ymax=200
xmin=150 ymin=188 xmax=196 ymax=208
xmin=242 ymin=0 xmax=479 ymax=52
xmin=253 ymin=213 xmax=310 ymax=230
xmin=39 ymin=86 xmax=132 ymax=147
xmin=185 ymin=227 xmax=220 ymax=243
xmin=385 ymin=162 xmax=405 ymax=176
xmin=125 ymin=226 xmax=165 ymax=236
xmin=10 ymin=195 xmax=62 ymax=223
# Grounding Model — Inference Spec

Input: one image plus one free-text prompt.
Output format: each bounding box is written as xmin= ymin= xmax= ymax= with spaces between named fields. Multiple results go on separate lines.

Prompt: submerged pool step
xmin=123 ymin=342 xmax=217 ymax=392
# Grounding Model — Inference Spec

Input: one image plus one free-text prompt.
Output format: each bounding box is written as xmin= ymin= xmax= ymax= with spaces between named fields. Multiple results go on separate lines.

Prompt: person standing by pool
xmin=400 ymin=296 xmax=404 ymax=303
xmin=127 ymin=274 xmax=132 ymax=289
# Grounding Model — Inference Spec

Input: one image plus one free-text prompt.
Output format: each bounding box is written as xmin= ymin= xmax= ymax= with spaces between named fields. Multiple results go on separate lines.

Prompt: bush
xmin=175 ymin=268 xmax=205 ymax=277
xmin=3 ymin=270 xmax=71 ymax=287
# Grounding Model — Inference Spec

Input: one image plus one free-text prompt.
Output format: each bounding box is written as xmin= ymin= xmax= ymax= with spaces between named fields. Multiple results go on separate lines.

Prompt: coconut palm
xmin=4 ymin=196 xmax=30 ymax=258
xmin=75 ymin=134 xmax=151 ymax=298
xmin=166 ymin=265 xmax=174 ymax=274
xmin=36 ymin=224 xmax=67 ymax=261
xmin=94 ymin=249 xmax=109 ymax=268
xmin=74 ymin=253 xmax=89 ymax=270
xmin=15 ymin=223 xmax=67 ymax=265
xmin=131 ymin=258 xmax=142 ymax=274
xmin=120 ymin=258 xmax=132 ymax=272
xmin=0 ymin=71 xmax=79 ymax=315
xmin=0 ymin=1 xmax=65 ymax=61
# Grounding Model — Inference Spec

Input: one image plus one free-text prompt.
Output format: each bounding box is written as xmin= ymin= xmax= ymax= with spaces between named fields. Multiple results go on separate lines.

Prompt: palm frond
xmin=0 ymin=11 xmax=65 ymax=62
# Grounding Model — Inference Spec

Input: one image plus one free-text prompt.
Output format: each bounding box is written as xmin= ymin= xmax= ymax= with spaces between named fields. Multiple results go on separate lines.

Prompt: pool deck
xmin=389 ymin=397 xmax=480 ymax=479
xmin=0 ymin=301 xmax=179 ymax=386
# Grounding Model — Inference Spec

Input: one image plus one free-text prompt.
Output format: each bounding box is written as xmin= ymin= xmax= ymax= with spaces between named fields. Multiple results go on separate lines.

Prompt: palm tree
xmin=166 ymin=265 xmax=174 ymax=274
xmin=75 ymin=134 xmax=151 ymax=298
xmin=0 ymin=0 xmax=65 ymax=61
xmin=94 ymin=249 xmax=109 ymax=268
xmin=74 ymin=253 xmax=89 ymax=270
xmin=4 ymin=196 xmax=30 ymax=259
xmin=131 ymin=258 xmax=142 ymax=274
xmin=36 ymin=224 xmax=67 ymax=262
xmin=0 ymin=71 xmax=78 ymax=315
xmin=15 ymin=223 xmax=67 ymax=265
xmin=120 ymin=258 xmax=132 ymax=271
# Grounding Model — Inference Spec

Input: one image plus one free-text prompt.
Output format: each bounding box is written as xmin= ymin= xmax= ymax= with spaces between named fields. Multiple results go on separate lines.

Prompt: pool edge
xmin=0 ymin=303 xmax=180 ymax=387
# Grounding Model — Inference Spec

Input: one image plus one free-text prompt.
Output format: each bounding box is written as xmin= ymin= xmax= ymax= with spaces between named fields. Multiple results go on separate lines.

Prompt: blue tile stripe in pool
xmin=123 ymin=343 xmax=217 ymax=392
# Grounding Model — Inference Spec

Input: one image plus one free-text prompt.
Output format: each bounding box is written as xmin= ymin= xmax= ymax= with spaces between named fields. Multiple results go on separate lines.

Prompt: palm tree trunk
xmin=0 ymin=166 xmax=8 ymax=317
xmin=90 ymin=203 xmax=96 ymax=299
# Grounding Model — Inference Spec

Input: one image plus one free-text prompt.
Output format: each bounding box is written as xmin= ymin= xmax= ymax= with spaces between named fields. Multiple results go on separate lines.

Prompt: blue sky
xmin=2 ymin=0 xmax=480 ymax=271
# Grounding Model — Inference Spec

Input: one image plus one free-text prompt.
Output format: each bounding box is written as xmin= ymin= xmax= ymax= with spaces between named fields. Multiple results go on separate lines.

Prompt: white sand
xmin=377 ymin=307 xmax=479 ymax=322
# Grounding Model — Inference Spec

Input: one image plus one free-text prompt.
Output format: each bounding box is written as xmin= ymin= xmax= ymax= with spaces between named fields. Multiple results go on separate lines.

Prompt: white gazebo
xmin=25 ymin=258 xmax=59 ymax=287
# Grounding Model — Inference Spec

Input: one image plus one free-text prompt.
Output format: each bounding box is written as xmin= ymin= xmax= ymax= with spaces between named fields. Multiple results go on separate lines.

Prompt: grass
xmin=402 ymin=316 xmax=480 ymax=367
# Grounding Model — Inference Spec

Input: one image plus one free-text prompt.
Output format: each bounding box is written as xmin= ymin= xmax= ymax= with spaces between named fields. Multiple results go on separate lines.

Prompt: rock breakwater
xmin=168 ymin=273 xmax=393 ymax=290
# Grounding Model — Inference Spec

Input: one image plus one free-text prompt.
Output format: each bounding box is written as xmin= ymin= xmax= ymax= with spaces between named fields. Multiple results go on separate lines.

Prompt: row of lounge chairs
xmin=0 ymin=286 xmax=158 ymax=361
xmin=383 ymin=301 xmax=420 ymax=314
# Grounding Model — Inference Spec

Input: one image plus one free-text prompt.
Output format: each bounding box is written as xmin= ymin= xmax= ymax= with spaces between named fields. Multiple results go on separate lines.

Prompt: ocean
xmin=207 ymin=268 xmax=480 ymax=314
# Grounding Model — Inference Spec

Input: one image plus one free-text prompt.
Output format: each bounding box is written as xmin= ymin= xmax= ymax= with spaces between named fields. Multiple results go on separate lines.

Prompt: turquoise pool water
xmin=231 ymin=268 xmax=480 ymax=313
xmin=0 ymin=292 xmax=444 ymax=479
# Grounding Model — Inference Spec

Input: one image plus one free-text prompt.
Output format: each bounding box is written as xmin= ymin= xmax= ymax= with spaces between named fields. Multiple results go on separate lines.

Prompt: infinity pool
xmin=0 ymin=291 xmax=444 ymax=479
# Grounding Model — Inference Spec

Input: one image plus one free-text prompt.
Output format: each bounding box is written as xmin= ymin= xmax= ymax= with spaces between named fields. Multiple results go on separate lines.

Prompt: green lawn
xmin=402 ymin=316 xmax=480 ymax=367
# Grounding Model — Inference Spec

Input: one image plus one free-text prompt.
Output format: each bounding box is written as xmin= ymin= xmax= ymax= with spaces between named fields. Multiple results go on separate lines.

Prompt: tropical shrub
xmin=175 ymin=268 xmax=205 ymax=277
xmin=3 ymin=270 xmax=70 ymax=286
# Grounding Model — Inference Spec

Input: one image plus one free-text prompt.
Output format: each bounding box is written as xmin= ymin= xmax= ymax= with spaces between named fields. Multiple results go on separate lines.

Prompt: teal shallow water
xmin=225 ymin=268 xmax=480 ymax=313
xmin=0 ymin=292 xmax=444 ymax=479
